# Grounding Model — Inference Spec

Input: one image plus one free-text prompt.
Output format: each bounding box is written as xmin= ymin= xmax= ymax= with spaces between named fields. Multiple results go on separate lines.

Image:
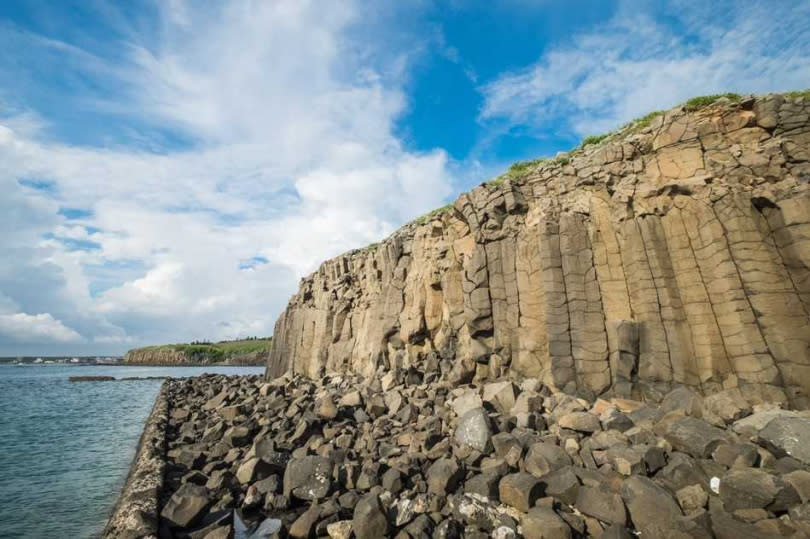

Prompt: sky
xmin=0 ymin=0 xmax=808 ymax=356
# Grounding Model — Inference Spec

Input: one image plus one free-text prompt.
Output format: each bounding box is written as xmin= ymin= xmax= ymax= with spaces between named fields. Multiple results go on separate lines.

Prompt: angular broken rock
xmin=620 ymin=475 xmax=682 ymax=534
xmin=316 ymin=396 xmax=338 ymax=419
xmin=161 ymin=483 xmax=210 ymax=528
xmin=663 ymin=417 xmax=729 ymax=458
xmin=326 ymin=520 xmax=352 ymax=539
xmin=283 ymin=456 xmax=332 ymax=500
xmin=427 ymin=457 xmax=464 ymax=495
xmin=758 ymin=416 xmax=810 ymax=465
xmin=236 ymin=457 xmax=274 ymax=485
xmin=454 ymin=407 xmax=492 ymax=452
xmin=557 ymin=412 xmax=601 ymax=433
xmin=452 ymin=388 xmax=484 ymax=417
xmin=575 ymin=485 xmax=626 ymax=525
xmin=525 ymin=442 xmax=572 ymax=478
xmin=352 ymin=493 xmax=389 ymax=539
xmin=522 ymin=506 xmax=572 ymax=539
xmin=542 ymin=466 xmax=580 ymax=505
xmin=223 ymin=425 xmax=252 ymax=447
xmin=719 ymin=468 xmax=780 ymax=512
xmin=499 ymin=472 xmax=543 ymax=512
xmin=482 ymin=381 xmax=517 ymax=414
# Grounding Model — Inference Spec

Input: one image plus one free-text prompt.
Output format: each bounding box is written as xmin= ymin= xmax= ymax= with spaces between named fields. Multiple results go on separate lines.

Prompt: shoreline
xmin=103 ymin=381 xmax=170 ymax=538
xmin=105 ymin=371 xmax=810 ymax=538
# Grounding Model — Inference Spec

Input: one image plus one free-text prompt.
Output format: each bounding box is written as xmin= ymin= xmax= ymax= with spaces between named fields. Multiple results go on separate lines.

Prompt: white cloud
xmin=0 ymin=312 xmax=84 ymax=343
xmin=0 ymin=0 xmax=455 ymax=353
xmin=480 ymin=0 xmax=810 ymax=138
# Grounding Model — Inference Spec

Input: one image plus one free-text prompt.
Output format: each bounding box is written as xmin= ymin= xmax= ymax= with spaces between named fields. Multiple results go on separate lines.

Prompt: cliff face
xmin=268 ymin=93 xmax=810 ymax=406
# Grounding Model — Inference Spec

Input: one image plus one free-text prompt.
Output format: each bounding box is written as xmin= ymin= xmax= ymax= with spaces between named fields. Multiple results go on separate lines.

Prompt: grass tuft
xmin=683 ymin=93 xmax=742 ymax=111
xmin=785 ymin=89 xmax=810 ymax=100
xmin=411 ymin=204 xmax=455 ymax=225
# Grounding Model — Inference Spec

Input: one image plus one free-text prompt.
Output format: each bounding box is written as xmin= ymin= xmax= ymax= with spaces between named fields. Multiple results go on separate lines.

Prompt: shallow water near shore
xmin=0 ymin=364 xmax=264 ymax=539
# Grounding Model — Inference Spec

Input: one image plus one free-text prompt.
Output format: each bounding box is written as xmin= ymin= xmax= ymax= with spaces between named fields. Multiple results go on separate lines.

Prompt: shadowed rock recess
xmin=269 ymin=93 xmax=810 ymax=408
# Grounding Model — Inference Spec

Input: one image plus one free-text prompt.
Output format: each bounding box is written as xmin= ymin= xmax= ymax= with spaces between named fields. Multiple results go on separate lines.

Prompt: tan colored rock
xmin=267 ymin=94 xmax=810 ymax=405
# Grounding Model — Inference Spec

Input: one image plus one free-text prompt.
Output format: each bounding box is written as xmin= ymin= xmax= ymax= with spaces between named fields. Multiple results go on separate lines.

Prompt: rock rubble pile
xmin=155 ymin=371 xmax=810 ymax=538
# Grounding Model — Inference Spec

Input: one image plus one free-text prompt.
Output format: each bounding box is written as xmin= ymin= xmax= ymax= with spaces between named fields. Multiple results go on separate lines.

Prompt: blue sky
xmin=0 ymin=0 xmax=808 ymax=355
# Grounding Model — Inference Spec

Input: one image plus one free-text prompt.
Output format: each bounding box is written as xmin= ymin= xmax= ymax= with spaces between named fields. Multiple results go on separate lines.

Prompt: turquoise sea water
xmin=0 ymin=364 xmax=264 ymax=539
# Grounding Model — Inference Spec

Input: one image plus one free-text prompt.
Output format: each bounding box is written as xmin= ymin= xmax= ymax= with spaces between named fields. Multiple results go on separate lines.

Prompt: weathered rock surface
xmin=143 ymin=370 xmax=810 ymax=538
xmin=268 ymin=93 xmax=810 ymax=407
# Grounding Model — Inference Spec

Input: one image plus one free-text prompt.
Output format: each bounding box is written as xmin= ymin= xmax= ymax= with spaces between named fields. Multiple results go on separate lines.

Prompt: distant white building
xmin=33 ymin=358 xmax=43 ymax=364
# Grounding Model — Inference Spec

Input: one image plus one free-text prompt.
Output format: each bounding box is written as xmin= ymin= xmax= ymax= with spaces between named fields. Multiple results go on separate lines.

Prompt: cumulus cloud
xmin=479 ymin=0 xmax=810 ymax=138
xmin=0 ymin=312 xmax=84 ymax=344
xmin=0 ymin=0 xmax=454 ymax=354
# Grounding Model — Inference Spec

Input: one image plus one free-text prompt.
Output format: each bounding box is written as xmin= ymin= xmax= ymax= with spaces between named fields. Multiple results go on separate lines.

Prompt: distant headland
xmin=123 ymin=337 xmax=272 ymax=366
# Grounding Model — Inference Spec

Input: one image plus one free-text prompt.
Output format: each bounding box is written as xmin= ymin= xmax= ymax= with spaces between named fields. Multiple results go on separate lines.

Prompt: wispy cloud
xmin=0 ymin=0 xmax=454 ymax=353
xmin=479 ymin=0 xmax=810 ymax=138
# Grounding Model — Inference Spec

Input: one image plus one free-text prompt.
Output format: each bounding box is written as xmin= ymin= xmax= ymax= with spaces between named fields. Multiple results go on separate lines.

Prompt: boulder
xmin=352 ymin=493 xmax=389 ymax=539
xmin=542 ymin=466 xmax=580 ymax=505
xmin=499 ymin=472 xmax=543 ymax=512
xmin=575 ymin=485 xmax=626 ymax=525
xmin=454 ymin=407 xmax=492 ymax=452
xmin=452 ymin=389 xmax=483 ymax=417
xmin=758 ymin=416 xmax=810 ymax=465
xmin=427 ymin=457 xmax=464 ymax=495
xmin=522 ymin=506 xmax=572 ymax=539
xmin=482 ymin=381 xmax=517 ymax=414
xmin=558 ymin=412 xmax=601 ymax=433
xmin=525 ymin=442 xmax=572 ymax=478
xmin=620 ymin=475 xmax=682 ymax=534
xmin=283 ymin=456 xmax=332 ymax=500
xmin=719 ymin=468 xmax=780 ymax=512
xmin=161 ymin=483 xmax=210 ymax=528
xmin=663 ymin=417 xmax=730 ymax=458
xmin=236 ymin=458 xmax=274 ymax=485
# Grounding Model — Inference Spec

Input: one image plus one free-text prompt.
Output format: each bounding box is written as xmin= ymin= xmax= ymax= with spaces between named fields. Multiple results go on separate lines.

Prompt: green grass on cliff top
xmin=410 ymin=90 xmax=808 ymax=226
xmin=133 ymin=337 xmax=273 ymax=360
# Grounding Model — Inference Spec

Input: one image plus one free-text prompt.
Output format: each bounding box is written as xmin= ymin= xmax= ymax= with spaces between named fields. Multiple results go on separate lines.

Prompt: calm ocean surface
xmin=0 ymin=364 xmax=264 ymax=539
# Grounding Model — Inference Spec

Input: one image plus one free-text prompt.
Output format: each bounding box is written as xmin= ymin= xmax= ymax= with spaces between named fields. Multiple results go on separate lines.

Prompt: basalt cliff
xmin=268 ymin=93 xmax=810 ymax=408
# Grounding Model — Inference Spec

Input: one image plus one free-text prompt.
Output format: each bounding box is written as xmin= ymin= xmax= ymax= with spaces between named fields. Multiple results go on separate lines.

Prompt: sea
xmin=0 ymin=364 xmax=265 ymax=539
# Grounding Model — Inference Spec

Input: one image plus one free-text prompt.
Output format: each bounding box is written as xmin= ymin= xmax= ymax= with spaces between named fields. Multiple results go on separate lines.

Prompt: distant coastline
xmin=123 ymin=337 xmax=272 ymax=367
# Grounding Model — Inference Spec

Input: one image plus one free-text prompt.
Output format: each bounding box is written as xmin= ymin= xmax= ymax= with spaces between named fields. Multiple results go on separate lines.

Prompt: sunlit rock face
xmin=268 ymin=93 xmax=810 ymax=408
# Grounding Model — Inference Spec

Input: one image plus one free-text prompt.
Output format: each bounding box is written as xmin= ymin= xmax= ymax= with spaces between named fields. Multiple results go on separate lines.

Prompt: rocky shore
xmin=108 ymin=369 xmax=810 ymax=538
